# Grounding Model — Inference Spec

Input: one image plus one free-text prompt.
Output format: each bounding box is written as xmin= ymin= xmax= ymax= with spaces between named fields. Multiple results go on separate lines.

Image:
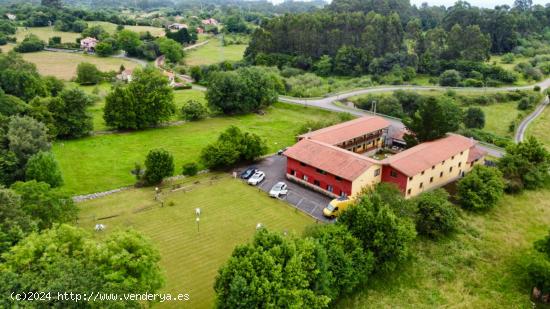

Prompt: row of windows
xmin=406 ymin=168 xmax=464 ymax=195
xmin=409 ymin=160 xmax=464 ymax=181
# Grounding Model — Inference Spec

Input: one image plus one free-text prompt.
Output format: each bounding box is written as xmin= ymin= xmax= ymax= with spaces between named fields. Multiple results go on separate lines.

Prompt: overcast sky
xmin=409 ymin=0 xmax=548 ymax=8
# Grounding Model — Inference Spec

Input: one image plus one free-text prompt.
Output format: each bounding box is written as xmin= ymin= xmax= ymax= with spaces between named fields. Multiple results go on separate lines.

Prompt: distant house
xmin=5 ymin=13 xmax=16 ymax=21
xmin=196 ymin=27 xmax=204 ymax=34
xmin=117 ymin=69 xmax=133 ymax=82
xmin=164 ymin=71 xmax=175 ymax=85
xmin=168 ymin=23 xmax=188 ymax=30
xmin=201 ymin=18 xmax=218 ymax=26
xmin=80 ymin=37 xmax=98 ymax=52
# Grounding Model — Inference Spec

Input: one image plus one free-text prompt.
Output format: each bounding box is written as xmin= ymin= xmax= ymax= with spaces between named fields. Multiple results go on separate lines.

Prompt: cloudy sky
xmin=409 ymin=0 xmax=548 ymax=8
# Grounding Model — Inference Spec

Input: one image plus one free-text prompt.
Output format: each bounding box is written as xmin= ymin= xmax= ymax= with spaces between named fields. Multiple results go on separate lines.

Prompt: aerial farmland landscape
xmin=1 ymin=0 xmax=550 ymax=308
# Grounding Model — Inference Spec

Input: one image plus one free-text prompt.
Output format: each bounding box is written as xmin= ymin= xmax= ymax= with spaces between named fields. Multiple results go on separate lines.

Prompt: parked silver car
xmin=248 ymin=171 xmax=266 ymax=186
xmin=269 ymin=182 xmax=288 ymax=198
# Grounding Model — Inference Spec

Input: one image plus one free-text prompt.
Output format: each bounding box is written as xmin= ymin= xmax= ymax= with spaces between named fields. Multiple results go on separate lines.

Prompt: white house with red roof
xmin=80 ymin=37 xmax=98 ymax=52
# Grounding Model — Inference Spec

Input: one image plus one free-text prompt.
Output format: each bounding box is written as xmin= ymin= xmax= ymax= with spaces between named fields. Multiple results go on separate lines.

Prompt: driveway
xmin=237 ymin=155 xmax=332 ymax=222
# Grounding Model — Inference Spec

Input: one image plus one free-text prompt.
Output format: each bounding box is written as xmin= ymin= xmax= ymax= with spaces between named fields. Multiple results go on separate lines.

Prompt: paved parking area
xmin=236 ymin=155 xmax=332 ymax=222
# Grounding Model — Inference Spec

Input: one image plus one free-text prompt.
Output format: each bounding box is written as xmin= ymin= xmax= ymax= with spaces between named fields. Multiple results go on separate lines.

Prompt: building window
xmin=290 ymin=169 xmax=296 ymax=176
xmin=430 ymin=177 xmax=434 ymax=183
xmin=340 ymin=191 xmax=346 ymax=197
xmin=374 ymin=168 xmax=380 ymax=176
xmin=419 ymin=182 xmax=423 ymax=189
xmin=440 ymin=172 xmax=443 ymax=178
xmin=300 ymin=162 xmax=306 ymax=167
xmin=460 ymin=151 xmax=463 ymax=155
xmin=335 ymin=176 xmax=342 ymax=181
xmin=303 ymin=175 xmax=308 ymax=181
xmin=314 ymin=180 xmax=320 ymax=186
xmin=407 ymin=188 xmax=411 ymax=195
xmin=451 ymin=156 xmax=455 ymax=160
xmin=432 ymin=165 xmax=435 ymax=170
xmin=449 ymin=166 xmax=453 ymax=173
xmin=442 ymin=160 xmax=445 ymax=165
xmin=316 ymin=168 xmax=326 ymax=175
xmin=458 ymin=162 xmax=462 ymax=167
xmin=421 ymin=171 xmax=425 ymax=175
xmin=390 ymin=170 xmax=398 ymax=178
xmin=327 ymin=185 xmax=333 ymax=192
xmin=409 ymin=176 xmax=413 ymax=181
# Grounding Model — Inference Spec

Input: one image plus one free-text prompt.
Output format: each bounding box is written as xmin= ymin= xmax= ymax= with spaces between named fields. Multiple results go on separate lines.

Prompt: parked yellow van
xmin=323 ymin=196 xmax=355 ymax=219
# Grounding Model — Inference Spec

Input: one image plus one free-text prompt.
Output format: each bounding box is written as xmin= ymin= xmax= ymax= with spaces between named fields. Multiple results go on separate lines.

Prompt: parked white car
xmin=269 ymin=182 xmax=288 ymax=198
xmin=248 ymin=171 xmax=266 ymax=185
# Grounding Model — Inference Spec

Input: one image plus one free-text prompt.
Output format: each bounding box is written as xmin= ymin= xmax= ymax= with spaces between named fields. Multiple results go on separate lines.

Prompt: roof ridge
xmin=299 ymin=115 xmax=377 ymax=137
xmin=305 ymin=138 xmax=381 ymax=164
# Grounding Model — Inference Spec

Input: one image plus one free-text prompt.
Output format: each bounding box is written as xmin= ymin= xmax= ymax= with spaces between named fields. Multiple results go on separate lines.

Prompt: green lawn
xmin=88 ymin=21 xmax=166 ymax=37
xmin=53 ymin=102 xmax=339 ymax=195
xmin=337 ymin=187 xmax=550 ymax=308
xmin=78 ymin=173 xmax=313 ymax=308
xmin=526 ymin=105 xmax=550 ymax=150
xmin=15 ymin=26 xmax=81 ymax=44
xmin=185 ymin=37 xmax=247 ymax=66
xmin=21 ymin=51 xmax=139 ymax=80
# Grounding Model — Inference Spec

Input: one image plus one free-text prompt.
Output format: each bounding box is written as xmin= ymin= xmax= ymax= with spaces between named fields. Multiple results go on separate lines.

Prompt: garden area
xmin=77 ymin=173 xmax=313 ymax=309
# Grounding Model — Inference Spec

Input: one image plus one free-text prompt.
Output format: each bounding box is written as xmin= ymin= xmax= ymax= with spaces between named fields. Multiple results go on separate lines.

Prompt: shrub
xmin=525 ymin=230 xmax=550 ymax=299
xmin=14 ymin=34 xmax=45 ymax=53
xmin=461 ymin=78 xmax=483 ymax=87
xmin=518 ymin=98 xmax=533 ymax=110
xmin=457 ymin=165 xmax=505 ymax=210
xmin=413 ymin=189 xmax=458 ymax=238
xmin=534 ymin=85 xmax=541 ymax=92
xmin=180 ymin=100 xmax=207 ymax=121
xmin=143 ymin=149 xmax=175 ymax=185
xmin=439 ymin=70 xmax=461 ymax=87
xmin=501 ymin=53 xmax=515 ymax=64
xmin=182 ymin=162 xmax=199 ymax=176
xmin=25 ymin=151 xmax=63 ymax=188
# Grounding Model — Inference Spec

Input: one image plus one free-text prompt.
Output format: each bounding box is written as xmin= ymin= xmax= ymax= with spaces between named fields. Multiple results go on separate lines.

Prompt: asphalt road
xmin=515 ymin=95 xmax=550 ymax=142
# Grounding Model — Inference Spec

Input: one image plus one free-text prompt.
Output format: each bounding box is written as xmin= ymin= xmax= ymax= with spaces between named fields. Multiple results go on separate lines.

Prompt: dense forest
xmin=245 ymin=0 xmax=550 ymax=78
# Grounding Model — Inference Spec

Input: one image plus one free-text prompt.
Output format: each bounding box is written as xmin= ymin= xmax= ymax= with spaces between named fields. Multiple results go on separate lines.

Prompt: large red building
xmin=285 ymin=116 xmax=487 ymax=199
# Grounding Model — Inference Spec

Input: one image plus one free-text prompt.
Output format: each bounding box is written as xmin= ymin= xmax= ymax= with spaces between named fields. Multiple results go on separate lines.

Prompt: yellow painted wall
xmin=404 ymin=149 xmax=470 ymax=198
xmin=351 ymin=164 xmax=383 ymax=197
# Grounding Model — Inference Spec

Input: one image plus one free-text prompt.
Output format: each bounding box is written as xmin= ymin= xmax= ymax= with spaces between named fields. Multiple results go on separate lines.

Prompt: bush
xmin=142 ymin=149 xmax=175 ymax=185
xmin=525 ymin=231 xmax=550 ymax=299
xmin=25 ymin=151 xmax=63 ymax=188
xmin=457 ymin=165 xmax=505 ymax=210
xmin=180 ymin=100 xmax=207 ymax=121
xmin=182 ymin=162 xmax=199 ymax=176
xmin=517 ymin=98 xmax=534 ymax=110
xmin=439 ymin=70 xmax=461 ymax=87
xmin=534 ymin=85 xmax=541 ymax=92
xmin=14 ymin=34 xmax=45 ymax=53
xmin=461 ymin=78 xmax=483 ymax=87
xmin=413 ymin=189 xmax=458 ymax=238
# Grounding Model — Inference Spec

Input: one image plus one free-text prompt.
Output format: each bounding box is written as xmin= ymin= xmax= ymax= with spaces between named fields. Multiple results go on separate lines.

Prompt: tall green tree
xmin=0 ymin=188 xmax=36 ymax=255
xmin=457 ymin=165 xmax=504 ymax=210
xmin=49 ymin=88 xmax=93 ymax=139
xmin=404 ymin=97 xmax=462 ymax=143
xmin=143 ymin=149 xmax=175 ymax=185
xmin=0 ymin=225 xmax=164 ymax=308
xmin=76 ymin=62 xmax=103 ymax=85
xmin=215 ymin=229 xmax=332 ymax=308
xmin=413 ymin=189 xmax=458 ymax=238
xmin=498 ymin=137 xmax=550 ymax=192
xmin=463 ymin=107 xmax=485 ymax=129
xmin=104 ymin=67 xmax=175 ymax=130
xmin=157 ymin=37 xmax=184 ymax=63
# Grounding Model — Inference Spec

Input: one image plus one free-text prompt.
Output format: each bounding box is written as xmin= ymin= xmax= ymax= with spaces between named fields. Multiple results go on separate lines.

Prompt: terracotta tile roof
xmin=383 ymin=134 xmax=477 ymax=177
xmin=298 ymin=116 xmax=391 ymax=145
xmin=285 ymin=138 xmax=379 ymax=181
xmin=467 ymin=144 xmax=487 ymax=163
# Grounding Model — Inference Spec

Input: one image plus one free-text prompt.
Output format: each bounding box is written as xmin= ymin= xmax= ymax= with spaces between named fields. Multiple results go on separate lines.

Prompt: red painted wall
xmin=286 ymin=157 xmax=352 ymax=196
xmin=381 ymin=166 xmax=408 ymax=193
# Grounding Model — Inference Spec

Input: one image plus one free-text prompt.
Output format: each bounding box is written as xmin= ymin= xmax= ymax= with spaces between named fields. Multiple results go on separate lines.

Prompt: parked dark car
xmin=277 ymin=147 xmax=288 ymax=155
xmin=240 ymin=167 xmax=257 ymax=179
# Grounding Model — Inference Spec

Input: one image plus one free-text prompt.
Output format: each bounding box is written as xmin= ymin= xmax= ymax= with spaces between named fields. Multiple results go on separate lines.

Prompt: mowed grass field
xmin=336 ymin=188 xmax=550 ymax=308
xmin=15 ymin=26 xmax=81 ymax=44
xmin=21 ymin=51 xmax=139 ymax=80
xmin=53 ymin=102 xmax=339 ymax=194
xmin=88 ymin=21 xmax=166 ymax=37
xmin=78 ymin=173 xmax=313 ymax=308
xmin=185 ymin=37 xmax=247 ymax=66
